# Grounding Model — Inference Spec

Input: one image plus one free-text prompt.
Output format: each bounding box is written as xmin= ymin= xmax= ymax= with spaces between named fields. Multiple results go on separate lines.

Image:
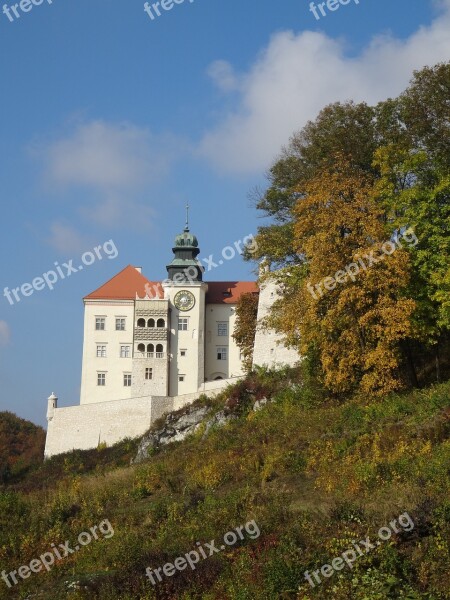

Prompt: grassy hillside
xmin=1 ymin=369 xmax=450 ymax=599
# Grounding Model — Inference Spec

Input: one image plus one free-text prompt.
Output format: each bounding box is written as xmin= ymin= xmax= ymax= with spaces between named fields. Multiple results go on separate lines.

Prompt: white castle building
xmin=44 ymin=220 xmax=299 ymax=457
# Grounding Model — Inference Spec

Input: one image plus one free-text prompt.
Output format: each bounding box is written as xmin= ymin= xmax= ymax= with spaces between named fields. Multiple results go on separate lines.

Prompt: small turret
xmin=47 ymin=392 xmax=58 ymax=421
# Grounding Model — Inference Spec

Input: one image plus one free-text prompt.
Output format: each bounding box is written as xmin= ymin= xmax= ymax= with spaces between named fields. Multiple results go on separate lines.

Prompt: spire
xmin=184 ymin=202 xmax=190 ymax=232
xmin=166 ymin=205 xmax=203 ymax=282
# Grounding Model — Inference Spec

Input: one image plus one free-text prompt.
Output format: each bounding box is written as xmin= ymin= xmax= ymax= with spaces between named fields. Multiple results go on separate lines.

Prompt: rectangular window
xmin=120 ymin=345 xmax=131 ymax=358
xmin=123 ymin=374 xmax=132 ymax=387
xmin=178 ymin=317 xmax=188 ymax=331
xmin=180 ymin=349 xmax=187 ymax=357
xmin=217 ymin=347 xmax=228 ymax=360
xmin=95 ymin=317 xmax=105 ymax=331
xmin=97 ymin=373 xmax=106 ymax=386
xmin=218 ymin=322 xmax=228 ymax=336
xmin=179 ymin=375 xmax=185 ymax=382
xmin=145 ymin=368 xmax=153 ymax=380
xmin=116 ymin=318 xmax=126 ymax=331
xmin=96 ymin=345 xmax=107 ymax=358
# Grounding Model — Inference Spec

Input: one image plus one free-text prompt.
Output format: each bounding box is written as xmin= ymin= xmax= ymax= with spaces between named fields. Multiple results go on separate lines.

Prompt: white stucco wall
xmin=44 ymin=377 xmax=239 ymax=457
xmin=80 ymin=300 xmax=135 ymax=405
xmin=252 ymin=280 xmax=300 ymax=369
xmin=205 ymin=304 xmax=245 ymax=381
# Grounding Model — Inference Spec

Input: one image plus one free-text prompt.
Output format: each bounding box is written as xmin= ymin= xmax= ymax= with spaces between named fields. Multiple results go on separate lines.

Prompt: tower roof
xmin=173 ymin=230 xmax=199 ymax=248
xmin=84 ymin=265 xmax=160 ymax=300
xmin=167 ymin=205 xmax=203 ymax=282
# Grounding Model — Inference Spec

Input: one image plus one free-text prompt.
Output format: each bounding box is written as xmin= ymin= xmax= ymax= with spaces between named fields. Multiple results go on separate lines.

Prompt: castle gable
xmin=84 ymin=265 xmax=158 ymax=301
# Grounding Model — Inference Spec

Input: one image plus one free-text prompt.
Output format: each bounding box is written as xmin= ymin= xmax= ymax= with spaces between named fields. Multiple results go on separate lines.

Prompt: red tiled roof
xmin=84 ymin=265 xmax=161 ymax=300
xmin=85 ymin=268 xmax=258 ymax=304
xmin=206 ymin=281 xmax=259 ymax=304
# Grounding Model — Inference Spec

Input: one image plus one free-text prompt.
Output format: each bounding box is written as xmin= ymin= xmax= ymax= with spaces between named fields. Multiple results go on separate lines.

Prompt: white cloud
xmin=33 ymin=120 xmax=185 ymax=228
xmin=200 ymin=0 xmax=450 ymax=174
xmin=47 ymin=222 xmax=91 ymax=255
xmin=45 ymin=121 xmax=166 ymax=189
xmin=0 ymin=321 xmax=10 ymax=346
xmin=207 ymin=60 xmax=240 ymax=92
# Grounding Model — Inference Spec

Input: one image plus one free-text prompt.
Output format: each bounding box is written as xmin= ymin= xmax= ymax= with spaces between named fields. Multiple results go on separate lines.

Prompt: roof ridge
xmin=84 ymin=265 xmax=152 ymax=300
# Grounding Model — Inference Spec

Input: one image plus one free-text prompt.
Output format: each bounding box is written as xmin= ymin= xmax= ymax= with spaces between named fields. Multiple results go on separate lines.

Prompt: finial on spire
xmin=184 ymin=202 xmax=190 ymax=232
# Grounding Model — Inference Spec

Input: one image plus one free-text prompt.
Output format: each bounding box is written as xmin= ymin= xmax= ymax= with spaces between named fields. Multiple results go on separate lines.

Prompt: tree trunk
xmin=435 ymin=342 xmax=441 ymax=383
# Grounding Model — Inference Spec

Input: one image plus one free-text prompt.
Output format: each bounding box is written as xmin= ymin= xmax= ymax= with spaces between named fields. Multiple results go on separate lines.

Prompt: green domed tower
xmin=166 ymin=205 xmax=204 ymax=282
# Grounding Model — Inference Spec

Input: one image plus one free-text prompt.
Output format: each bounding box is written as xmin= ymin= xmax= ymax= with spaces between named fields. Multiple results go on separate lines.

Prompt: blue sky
xmin=0 ymin=0 xmax=449 ymax=425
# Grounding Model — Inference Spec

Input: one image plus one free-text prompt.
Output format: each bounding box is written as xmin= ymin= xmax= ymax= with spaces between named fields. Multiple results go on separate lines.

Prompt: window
xmin=217 ymin=347 xmax=228 ymax=360
xmin=147 ymin=344 xmax=154 ymax=355
xmin=156 ymin=344 xmax=164 ymax=358
xmin=120 ymin=345 xmax=130 ymax=358
xmin=137 ymin=343 xmax=145 ymax=353
xmin=179 ymin=375 xmax=185 ymax=382
xmin=157 ymin=318 xmax=165 ymax=328
xmin=116 ymin=318 xmax=126 ymax=331
xmin=218 ymin=322 xmax=228 ymax=336
xmin=137 ymin=318 xmax=146 ymax=328
xmin=123 ymin=374 xmax=132 ymax=387
xmin=97 ymin=345 xmax=107 ymax=358
xmin=95 ymin=317 xmax=105 ymax=331
xmin=178 ymin=317 xmax=188 ymax=331
xmin=148 ymin=318 xmax=155 ymax=328
xmin=145 ymin=368 xmax=153 ymax=380
xmin=97 ymin=373 xmax=106 ymax=386
xmin=180 ymin=349 xmax=187 ymax=357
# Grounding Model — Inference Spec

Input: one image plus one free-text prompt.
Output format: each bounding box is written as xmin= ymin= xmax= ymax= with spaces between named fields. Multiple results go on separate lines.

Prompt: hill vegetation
xmin=1 ymin=367 xmax=450 ymax=599
xmin=0 ymin=412 xmax=46 ymax=485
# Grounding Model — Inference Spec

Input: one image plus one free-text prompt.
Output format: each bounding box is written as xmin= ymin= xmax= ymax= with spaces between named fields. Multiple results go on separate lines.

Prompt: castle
xmin=44 ymin=218 xmax=299 ymax=457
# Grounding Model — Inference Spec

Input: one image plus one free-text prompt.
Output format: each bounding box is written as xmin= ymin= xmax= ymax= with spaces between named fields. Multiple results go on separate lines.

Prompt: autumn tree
xmin=249 ymin=62 xmax=450 ymax=392
xmin=233 ymin=292 xmax=259 ymax=373
xmin=265 ymin=157 xmax=416 ymax=395
xmin=247 ymin=101 xmax=378 ymax=267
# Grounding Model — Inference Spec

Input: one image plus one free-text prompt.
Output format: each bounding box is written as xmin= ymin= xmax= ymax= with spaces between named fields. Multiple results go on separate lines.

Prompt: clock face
xmin=174 ymin=290 xmax=195 ymax=312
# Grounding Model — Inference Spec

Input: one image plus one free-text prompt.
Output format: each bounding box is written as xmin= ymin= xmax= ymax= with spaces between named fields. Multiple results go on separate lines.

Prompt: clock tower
xmin=163 ymin=206 xmax=208 ymax=396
